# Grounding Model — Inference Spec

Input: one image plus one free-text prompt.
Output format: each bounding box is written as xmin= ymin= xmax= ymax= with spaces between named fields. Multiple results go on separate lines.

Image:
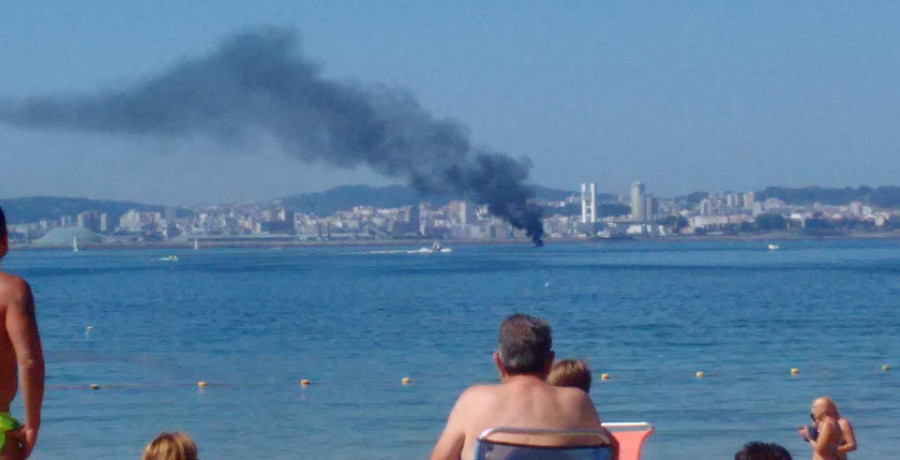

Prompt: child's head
xmin=547 ymin=359 xmax=592 ymax=393
xmin=142 ymin=432 xmax=198 ymax=460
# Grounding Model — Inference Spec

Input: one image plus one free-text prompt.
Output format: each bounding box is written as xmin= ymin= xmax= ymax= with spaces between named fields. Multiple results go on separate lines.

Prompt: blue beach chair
xmin=474 ymin=427 xmax=614 ymax=460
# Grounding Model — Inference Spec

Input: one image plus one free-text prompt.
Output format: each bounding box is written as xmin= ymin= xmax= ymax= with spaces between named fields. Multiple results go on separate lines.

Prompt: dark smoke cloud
xmin=0 ymin=27 xmax=544 ymax=244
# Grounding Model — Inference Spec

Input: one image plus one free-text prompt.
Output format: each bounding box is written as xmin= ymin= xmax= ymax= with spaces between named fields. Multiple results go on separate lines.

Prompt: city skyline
xmin=2 ymin=2 xmax=900 ymax=205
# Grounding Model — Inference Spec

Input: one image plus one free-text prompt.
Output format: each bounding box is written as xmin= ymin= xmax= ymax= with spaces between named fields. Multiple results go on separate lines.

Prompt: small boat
xmin=767 ymin=244 xmax=780 ymax=251
xmin=193 ymin=239 xmax=199 ymax=250
xmin=73 ymin=237 xmax=79 ymax=252
xmin=431 ymin=241 xmax=452 ymax=253
xmin=159 ymin=255 xmax=179 ymax=262
xmin=408 ymin=241 xmax=452 ymax=254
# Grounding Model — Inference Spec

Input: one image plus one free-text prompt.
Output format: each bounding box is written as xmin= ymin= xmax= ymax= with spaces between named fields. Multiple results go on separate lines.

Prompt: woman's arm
xmin=810 ymin=420 xmax=838 ymax=456
xmin=837 ymin=418 xmax=857 ymax=453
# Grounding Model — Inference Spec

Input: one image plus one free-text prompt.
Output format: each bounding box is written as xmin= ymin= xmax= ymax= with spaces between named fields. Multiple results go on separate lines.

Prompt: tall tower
xmin=581 ymin=183 xmax=597 ymax=224
xmin=631 ymin=182 xmax=646 ymax=222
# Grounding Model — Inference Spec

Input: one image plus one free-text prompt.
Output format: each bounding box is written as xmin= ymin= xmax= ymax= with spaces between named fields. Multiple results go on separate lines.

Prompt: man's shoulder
xmin=553 ymin=385 xmax=592 ymax=401
xmin=459 ymin=383 xmax=503 ymax=400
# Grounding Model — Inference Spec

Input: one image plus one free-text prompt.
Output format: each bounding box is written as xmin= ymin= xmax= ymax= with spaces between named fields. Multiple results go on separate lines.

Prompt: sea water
xmin=4 ymin=239 xmax=899 ymax=459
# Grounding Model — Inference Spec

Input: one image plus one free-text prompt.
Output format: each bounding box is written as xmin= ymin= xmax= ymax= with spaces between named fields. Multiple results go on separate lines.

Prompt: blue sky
xmin=1 ymin=1 xmax=898 ymax=205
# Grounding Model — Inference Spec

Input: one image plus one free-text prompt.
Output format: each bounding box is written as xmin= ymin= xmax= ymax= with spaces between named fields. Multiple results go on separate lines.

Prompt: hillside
xmin=756 ymin=186 xmax=900 ymax=208
xmin=281 ymin=184 xmax=586 ymax=215
xmin=0 ymin=196 xmax=184 ymax=225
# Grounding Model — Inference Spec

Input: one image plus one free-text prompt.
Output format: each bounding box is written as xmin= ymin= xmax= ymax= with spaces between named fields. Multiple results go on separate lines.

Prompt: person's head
xmin=494 ymin=314 xmax=554 ymax=378
xmin=818 ymin=396 xmax=840 ymax=417
xmin=811 ymin=396 xmax=837 ymax=421
xmin=734 ymin=441 xmax=792 ymax=460
xmin=0 ymin=205 xmax=7 ymax=260
xmin=142 ymin=432 xmax=198 ymax=460
xmin=547 ymin=359 xmax=592 ymax=393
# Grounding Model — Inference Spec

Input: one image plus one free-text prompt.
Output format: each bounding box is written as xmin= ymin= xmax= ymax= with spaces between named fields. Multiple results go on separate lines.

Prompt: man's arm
xmin=430 ymin=390 xmax=471 ymax=460
xmin=579 ymin=393 xmax=618 ymax=458
xmin=6 ymin=278 xmax=44 ymax=458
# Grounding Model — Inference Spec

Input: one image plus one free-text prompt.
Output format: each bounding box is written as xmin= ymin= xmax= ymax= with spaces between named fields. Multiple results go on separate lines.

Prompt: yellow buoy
xmin=90 ymin=383 xmax=101 ymax=390
xmin=882 ymin=364 xmax=890 ymax=372
xmin=695 ymin=371 xmax=705 ymax=378
xmin=791 ymin=368 xmax=799 ymax=375
xmin=600 ymin=373 xmax=611 ymax=381
xmin=197 ymin=381 xmax=207 ymax=387
xmin=300 ymin=379 xmax=311 ymax=386
xmin=401 ymin=377 xmax=411 ymax=385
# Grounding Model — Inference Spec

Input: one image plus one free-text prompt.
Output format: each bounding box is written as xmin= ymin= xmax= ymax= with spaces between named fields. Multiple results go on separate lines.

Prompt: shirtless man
xmin=0 ymin=206 xmax=44 ymax=459
xmin=430 ymin=314 xmax=615 ymax=460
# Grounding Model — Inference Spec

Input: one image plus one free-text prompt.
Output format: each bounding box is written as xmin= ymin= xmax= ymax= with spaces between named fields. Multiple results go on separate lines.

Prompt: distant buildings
xmin=581 ymin=183 xmax=597 ymax=224
xmin=630 ymin=182 xmax=656 ymax=222
xmin=7 ymin=180 xmax=899 ymax=246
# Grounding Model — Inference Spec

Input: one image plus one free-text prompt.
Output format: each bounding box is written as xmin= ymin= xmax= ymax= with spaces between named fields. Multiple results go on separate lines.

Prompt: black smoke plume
xmin=0 ymin=27 xmax=544 ymax=245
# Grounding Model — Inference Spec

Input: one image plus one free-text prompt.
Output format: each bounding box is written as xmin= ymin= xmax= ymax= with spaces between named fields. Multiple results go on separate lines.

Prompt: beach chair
xmin=474 ymin=427 xmax=614 ymax=459
xmin=601 ymin=422 xmax=654 ymax=460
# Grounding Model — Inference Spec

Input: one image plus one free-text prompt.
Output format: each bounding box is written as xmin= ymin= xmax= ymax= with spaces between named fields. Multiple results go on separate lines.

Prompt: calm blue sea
xmin=3 ymin=239 xmax=899 ymax=459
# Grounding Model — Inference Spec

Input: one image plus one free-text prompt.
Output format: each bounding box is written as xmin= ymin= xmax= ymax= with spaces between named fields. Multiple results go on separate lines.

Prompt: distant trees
xmin=677 ymin=191 xmax=710 ymax=206
xmin=656 ymin=215 xmax=689 ymax=232
xmin=756 ymin=185 xmax=900 ymax=208
xmin=754 ymin=213 xmax=787 ymax=231
xmin=553 ymin=202 xmax=629 ymax=218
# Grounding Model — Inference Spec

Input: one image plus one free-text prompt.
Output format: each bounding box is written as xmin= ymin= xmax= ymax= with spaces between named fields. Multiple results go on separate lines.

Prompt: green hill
xmin=757 ymin=186 xmax=900 ymax=208
xmin=281 ymin=184 xmax=588 ymax=215
xmin=0 ymin=196 xmax=186 ymax=225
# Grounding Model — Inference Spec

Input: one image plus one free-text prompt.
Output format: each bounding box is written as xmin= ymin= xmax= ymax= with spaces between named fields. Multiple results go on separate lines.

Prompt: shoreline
xmin=10 ymin=230 xmax=900 ymax=251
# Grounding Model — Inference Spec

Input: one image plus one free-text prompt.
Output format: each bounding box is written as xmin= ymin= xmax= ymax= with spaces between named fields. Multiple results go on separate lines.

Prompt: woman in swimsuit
xmin=822 ymin=397 xmax=857 ymax=459
xmin=798 ymin=397 xmax=841 ymax=460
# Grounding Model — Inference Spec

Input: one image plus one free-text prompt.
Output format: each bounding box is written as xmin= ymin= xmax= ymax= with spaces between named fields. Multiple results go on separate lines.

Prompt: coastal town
xmin=4 ymin=182 xmax=898 ymax=247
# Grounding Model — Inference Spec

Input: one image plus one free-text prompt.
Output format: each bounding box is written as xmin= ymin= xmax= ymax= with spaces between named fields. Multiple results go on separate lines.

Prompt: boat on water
xmin=767 ymin=243 xmax=780 ymax=251
xmin=193 ymin=239 xmax=199 ymax=250
xmin=159 ymin=255 xmax=179 ymax=262
xmin=73 ymin=237 xmax=79 ymax=252
xmin=408 ymin=241 xmax=452 ymax=254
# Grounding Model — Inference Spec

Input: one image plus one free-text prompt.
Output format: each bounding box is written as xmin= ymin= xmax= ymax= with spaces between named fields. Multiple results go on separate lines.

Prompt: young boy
xmin=547 ymin=359 xmax=592 ymax=393
xmin=0 ymin=205 xmax=44 ymax=459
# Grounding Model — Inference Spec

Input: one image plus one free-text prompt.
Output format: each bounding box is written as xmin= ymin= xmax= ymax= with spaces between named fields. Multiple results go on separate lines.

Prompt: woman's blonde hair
xmin=142 ymin=432 xmax=198 ymax=460
xmin=547 ymin=358 xmax=592 ymax=393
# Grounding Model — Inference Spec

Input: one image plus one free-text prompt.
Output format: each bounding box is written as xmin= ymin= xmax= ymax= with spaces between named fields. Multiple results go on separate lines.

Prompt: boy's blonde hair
xmin=547 ymin=359 xmax=592 ymax=393
xmin=142 ymin=432 xmax=198 ymax=460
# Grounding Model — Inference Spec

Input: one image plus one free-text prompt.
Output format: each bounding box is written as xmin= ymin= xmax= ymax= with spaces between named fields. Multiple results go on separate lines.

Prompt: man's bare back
xmin=431 ymin=314 xmax=613 ymax=460
xmin=0 ymin=209 xmax=45 ymax=459
xmin=431 ymin=375 xmax=604 ymax=460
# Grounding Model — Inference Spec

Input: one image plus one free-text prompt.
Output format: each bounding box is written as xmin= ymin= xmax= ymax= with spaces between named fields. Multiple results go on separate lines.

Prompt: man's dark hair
xmin=734 ymin=441 xmax=792 ymax=460
xmin=0 ymin=205 xmax=6 ymax=239
xmin=498 ymin=314 xmax=553 ymax=376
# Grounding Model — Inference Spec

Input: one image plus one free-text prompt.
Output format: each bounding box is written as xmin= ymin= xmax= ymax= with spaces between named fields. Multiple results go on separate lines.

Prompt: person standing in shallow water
xmin=0 ymin=206 xmax=45 ymax=459
xmin=817 ymin=397 xmax=856 ymax=459
xmin=798 ymin=397 xmax=840 ymax=460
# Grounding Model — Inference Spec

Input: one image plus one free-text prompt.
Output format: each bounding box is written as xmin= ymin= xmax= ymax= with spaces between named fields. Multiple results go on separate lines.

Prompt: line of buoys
xmin=64 ymin=365 xmax=896 ymax=392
